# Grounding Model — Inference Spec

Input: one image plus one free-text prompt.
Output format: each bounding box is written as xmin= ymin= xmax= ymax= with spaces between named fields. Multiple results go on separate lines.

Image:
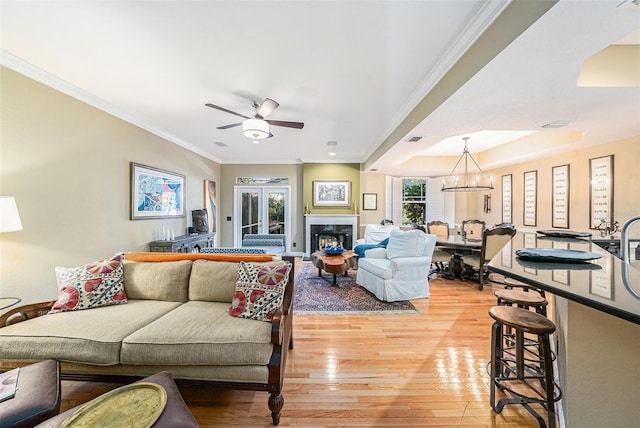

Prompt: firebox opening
xmin=310 ymin=224 xmax=353 ymax=254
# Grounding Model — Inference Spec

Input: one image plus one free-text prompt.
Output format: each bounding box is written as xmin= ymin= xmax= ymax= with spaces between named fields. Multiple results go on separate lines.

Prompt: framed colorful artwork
xmin=131 ymin=163 xmax=185 ymax=219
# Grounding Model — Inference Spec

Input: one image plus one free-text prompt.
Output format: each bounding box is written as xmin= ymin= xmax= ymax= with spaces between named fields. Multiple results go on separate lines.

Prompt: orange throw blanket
xmin=125 ymin=252 xmax=276 ymax=263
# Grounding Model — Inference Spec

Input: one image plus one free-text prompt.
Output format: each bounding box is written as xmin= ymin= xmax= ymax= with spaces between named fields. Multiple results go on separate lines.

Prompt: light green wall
xmin=0 ymin=66 xmax=220 ymax=304
xmin=303 ymin=163 xmax=361 ymax=216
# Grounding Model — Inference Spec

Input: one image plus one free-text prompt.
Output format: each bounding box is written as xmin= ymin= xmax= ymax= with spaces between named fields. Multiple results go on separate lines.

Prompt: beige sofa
xmin=0 ymin=253 xmax=295 ymax=426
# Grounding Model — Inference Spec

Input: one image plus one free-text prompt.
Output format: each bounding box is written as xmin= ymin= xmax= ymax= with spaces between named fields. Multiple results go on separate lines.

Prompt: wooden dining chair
xmin=426 ymin=221 xmax=452 ymax=273
xmin=427 ymin=220 xmax=449 ymax=236
xmin=462 ymin=219 xmax=485 ymax=238
xmin=461 ymin=224 xmax=516 ymax=290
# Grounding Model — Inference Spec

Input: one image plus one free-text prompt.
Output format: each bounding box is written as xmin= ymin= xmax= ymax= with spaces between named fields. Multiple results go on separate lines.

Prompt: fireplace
xmin=304 ymin=214 xmax=358 ymax=258
xmin=310 ymin=224 xmax=353 ymax=254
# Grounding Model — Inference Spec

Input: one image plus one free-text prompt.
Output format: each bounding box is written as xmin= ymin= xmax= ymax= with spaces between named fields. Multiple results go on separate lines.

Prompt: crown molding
xmin=364 ymin=0 xmax=512 ymax=161
xmin=1 ymin=49 xmax=222 ymax=164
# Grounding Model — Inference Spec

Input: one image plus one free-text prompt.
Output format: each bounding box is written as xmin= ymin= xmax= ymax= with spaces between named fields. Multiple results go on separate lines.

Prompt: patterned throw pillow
xmin=49 ymin=253 xmax=127 ymax=314
xmin=229 ymin=261 xmax=292 ymax=322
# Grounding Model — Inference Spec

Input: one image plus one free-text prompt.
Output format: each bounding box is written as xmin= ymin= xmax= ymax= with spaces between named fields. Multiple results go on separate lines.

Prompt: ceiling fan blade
xmin=205 ymin=103 xmax=249 ymax=119
xmin=256 ymin=98 xmax=279 ymax=119
xmin=216 ymin=122 xmax=242 ymax=130
xmin=266 ymin=120 xmax=304 ymax=129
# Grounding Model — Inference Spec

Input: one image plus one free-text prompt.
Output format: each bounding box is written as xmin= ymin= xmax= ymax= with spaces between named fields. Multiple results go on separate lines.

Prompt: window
xmin=390 ymin=177 xmax=455 ymax=226
xmin=402 ymin=178 xmax=426 ymax=225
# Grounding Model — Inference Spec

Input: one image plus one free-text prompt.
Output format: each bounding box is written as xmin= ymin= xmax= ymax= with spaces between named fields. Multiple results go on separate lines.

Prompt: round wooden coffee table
xmin=310 ymin=250 xmax=357 ymax=286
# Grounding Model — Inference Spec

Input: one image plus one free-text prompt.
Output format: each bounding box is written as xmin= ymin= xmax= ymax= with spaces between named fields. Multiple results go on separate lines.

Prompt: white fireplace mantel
xmin=305 ymin=214 xmax=358 ymax=258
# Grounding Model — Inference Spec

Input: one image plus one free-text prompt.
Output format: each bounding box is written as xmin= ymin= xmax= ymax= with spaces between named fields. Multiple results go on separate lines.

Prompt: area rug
xmin=293 ymin=262 xmax=418 ymax=314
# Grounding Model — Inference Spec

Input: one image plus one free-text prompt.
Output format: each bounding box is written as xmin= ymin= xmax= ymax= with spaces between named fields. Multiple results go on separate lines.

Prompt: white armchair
xmin=354 ymin=224 xmax=398 ymax=247
xmin=356 ymin=229 xmax=436 ymax=302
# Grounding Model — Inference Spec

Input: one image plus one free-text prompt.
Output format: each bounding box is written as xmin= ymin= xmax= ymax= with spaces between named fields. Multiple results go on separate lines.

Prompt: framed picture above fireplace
xmin=313 ymin=180 xmax=351 ymax=207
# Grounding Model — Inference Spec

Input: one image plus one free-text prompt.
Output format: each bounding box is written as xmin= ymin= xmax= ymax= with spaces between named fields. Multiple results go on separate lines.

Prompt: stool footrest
xmin=495 ymin=397 xmax=551 ymax=428
xmin=494 ymin=377 xmax=563 ymax=404
xmin=493 ymin=378 xmax=562 ymax=428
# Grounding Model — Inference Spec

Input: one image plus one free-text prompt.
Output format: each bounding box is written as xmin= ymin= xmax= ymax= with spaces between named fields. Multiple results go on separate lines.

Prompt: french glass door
xmin=234 ymin=186 xmax=290 ymax=249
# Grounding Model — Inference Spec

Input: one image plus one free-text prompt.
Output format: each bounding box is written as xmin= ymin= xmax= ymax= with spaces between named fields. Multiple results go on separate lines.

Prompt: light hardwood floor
xmin=60 ymin=261 xmax=552 ymax=427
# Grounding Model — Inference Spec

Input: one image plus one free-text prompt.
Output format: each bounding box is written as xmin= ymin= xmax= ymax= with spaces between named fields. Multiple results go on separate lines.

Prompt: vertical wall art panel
xmin=204 ymin=179 xmax=217 ymax=233
xmin=589 ymin=155 xmax=614 ymax=229
xmin=523 ymin=170 xmax=537 ymax=227
xmin=501 ymin=174 xmax=512 ymax=224
xmin=552 ymin=164 xmax=570 ymax=229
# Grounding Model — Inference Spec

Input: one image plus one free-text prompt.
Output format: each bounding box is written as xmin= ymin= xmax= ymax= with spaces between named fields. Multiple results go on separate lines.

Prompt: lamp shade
xmin=0 ymin=196 xmax=23 ymax=232
xmin=242 ymin=118 xmax=269 ymax=140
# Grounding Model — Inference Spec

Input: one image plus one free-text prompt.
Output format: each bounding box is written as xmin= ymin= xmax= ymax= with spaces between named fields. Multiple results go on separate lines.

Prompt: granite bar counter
xmin=487 ymin=232 xmax=640 ymax=325
xmin=487 ymin=232 xmax=640 ymax=428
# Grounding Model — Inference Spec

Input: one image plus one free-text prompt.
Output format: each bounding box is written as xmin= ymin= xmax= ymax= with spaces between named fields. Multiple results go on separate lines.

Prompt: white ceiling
xmin=1 ymin=1 xmax=639 ymax=176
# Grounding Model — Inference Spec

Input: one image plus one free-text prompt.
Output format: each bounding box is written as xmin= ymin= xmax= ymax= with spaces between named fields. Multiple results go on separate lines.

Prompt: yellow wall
xmin=0 ymin=67 xmax=220 ymax=304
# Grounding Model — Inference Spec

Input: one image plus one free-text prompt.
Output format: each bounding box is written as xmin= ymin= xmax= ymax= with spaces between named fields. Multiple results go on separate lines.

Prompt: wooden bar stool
xmin=494 ymin=288 xmax=548 ymax=316
xmin=504 ymin=277 xmax=545 ymax=297
xmin=494 ymin=288 xmax=551 ymax=375
xmin=489 ymin=306 xmax=561 ymax=428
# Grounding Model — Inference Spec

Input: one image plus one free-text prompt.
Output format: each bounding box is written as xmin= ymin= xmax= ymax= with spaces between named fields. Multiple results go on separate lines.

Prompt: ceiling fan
xmin=205 ymin=98 xmax=304 ymax=143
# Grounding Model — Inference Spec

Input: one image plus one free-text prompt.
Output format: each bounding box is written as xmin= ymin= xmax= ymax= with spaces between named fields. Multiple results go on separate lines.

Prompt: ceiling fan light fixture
xmin=243 ymin=118 xmax=269 ymax=140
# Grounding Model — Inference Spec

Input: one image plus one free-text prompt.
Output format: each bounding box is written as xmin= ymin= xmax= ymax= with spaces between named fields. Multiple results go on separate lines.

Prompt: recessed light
xmin=407 ymin=136 xmax=422 ymax=142
xmin=328 ymin=152 xmax=336 ymax=156
xmin=327 ymin=141 xmax=338 ymax=146
xmin=214 ymin=142 xmax=228 ymax=147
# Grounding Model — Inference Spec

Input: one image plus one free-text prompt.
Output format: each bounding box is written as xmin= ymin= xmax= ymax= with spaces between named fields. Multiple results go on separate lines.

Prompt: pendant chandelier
xmin=441 ymin=137 xmax=494 ymax=192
